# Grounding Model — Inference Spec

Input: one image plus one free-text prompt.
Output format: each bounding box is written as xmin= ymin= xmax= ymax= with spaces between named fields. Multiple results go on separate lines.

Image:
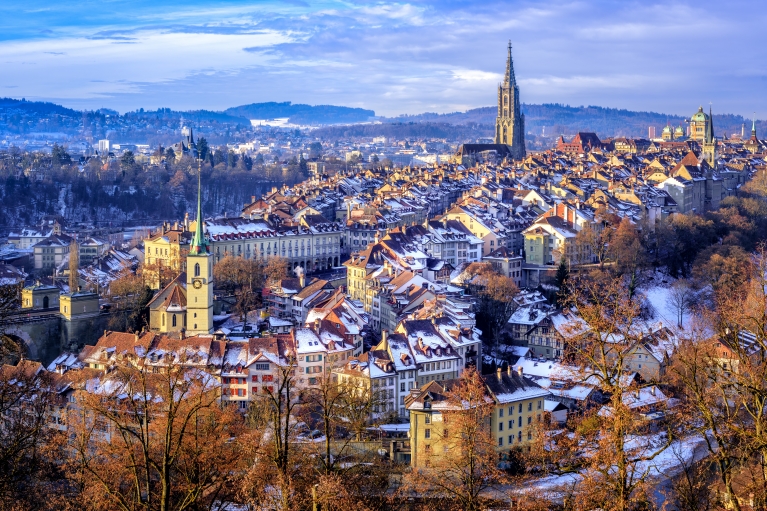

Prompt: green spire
xmin=753 ymin=113 xmax=757 ymax=136
xmin=190 ymin=161 xmax=208 ymax=255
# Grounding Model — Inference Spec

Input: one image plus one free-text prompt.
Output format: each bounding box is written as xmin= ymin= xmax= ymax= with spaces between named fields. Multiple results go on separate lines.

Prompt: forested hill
xmin=390 ymin=104 xmax=766 ymax=140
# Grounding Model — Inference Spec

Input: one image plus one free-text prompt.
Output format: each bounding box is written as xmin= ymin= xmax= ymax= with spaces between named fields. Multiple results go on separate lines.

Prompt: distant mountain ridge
xmin=389 ymin=104 xmax=765 ymax=140
xmin=0 ymin=97 xmax=762 ymax=142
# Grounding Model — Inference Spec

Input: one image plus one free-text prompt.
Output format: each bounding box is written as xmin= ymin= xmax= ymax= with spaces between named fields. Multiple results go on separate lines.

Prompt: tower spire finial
xmin=190 ymin=159 xmax=207 ymax=255
xmin=753 ymin=112 xmax=757 ymax=135
xmin=505 ymin=40 xmax=516 ymax=86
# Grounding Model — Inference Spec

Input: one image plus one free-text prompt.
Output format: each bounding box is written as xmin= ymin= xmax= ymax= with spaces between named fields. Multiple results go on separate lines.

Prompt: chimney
xmin=507 ymin=364 xmax=512 ymax=375
xmin=184 ymin=212 xmax=189 ymax=231
xmin=517 ymin=366 xmax=523 ymax=376
xmin=251 ymin=195 xmax=256 ymax=203
xmin=650 ymin=386 xmax=656 ymax=396
xmin=497 ymin=367 xmax=502 ymax=380
xmin=314 ymin=319 xmax=320 ymax=332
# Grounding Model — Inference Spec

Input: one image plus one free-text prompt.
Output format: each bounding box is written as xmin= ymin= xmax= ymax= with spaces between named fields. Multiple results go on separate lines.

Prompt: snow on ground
xmin=643 ymin=285 xmax=687 ymax=331
xmin=519 ymin=434 xmax=708 ymax=499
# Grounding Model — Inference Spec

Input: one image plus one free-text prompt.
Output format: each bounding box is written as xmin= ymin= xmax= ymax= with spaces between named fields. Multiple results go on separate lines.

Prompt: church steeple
xmin=189 ymin=162 xmax=208 ymax=255
xmin=705 ymin=105 xmax=715 ymax=144
xmin=505 ymin=40 xmax=516 ymax=86
xmin=753 ymin=113 xmax=757 ymax=137
xmin=495 ymin=41 xmax=525 ymax=160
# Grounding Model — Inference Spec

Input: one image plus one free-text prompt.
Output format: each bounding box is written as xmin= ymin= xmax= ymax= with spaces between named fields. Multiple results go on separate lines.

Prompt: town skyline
xmin=1 ymin=0 xmax=765 ymax=118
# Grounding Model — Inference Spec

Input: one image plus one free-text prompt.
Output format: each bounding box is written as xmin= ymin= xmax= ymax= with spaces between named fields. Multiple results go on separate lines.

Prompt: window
xmin=498 ymin=437 xmax=503 ymax=446
xmin=172 ymin=315 xmax=177 ymax=327
xmin=508 ymin=420 xmax=513 ymax=429
xmin=508 ymin=435 xmax=514 ymax=444
xmin=537 ymin=400 xmax=542 ymax=410
xmin=424 ymin=429 xmax=431 ymax=439
xmin=528 ymin=403 xmax=532 ymax=412
xmin=518 ymin=404 xmax=522 ymax=413
xmin=499 ymin=422 xmax=503 ymax=432
xmin=252 ymin=375 xmax=258 ymax=382
xmin=254 ymin=363 xmax=270 ymax=370
xmin=194 ymin=263 xmax=200 ymax=277
xmin=425 ymin=415 xmax=431 ymax=424
xmin=508 ymin=406 xmax=514 ymax=415
xmin=401 ymin=382 xmax=405 ymax=392
xmin=499 ymin=408 xmax=504 ymax=418
xmin=528 ymin=416 xmax=532 ymax=425
xmin=518 ymin=417 xmax=522 ymax=427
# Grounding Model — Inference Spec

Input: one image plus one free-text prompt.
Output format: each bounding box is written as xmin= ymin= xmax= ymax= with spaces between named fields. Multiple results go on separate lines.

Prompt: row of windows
xmin=499 ymin=431 xmax=532 ymax=446
xmin=499 ymin=400 xmax=542 ymax=417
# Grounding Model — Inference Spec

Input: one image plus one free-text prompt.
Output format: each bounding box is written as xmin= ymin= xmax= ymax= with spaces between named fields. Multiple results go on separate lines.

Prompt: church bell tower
xmin=186 ymin=163 xmax=213 ymax=335
xmin=495 ymin=41 xmax=526 ymax=160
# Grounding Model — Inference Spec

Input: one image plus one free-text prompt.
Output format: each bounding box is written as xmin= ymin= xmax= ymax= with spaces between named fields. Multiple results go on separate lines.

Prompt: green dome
xmin=691 ymin=106 xmax=709 ymax=122
xmin=662 ymin=125 xmax=672 ymax=133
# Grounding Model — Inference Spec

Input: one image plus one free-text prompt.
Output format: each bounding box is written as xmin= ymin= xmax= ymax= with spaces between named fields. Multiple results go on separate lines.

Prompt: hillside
xmin=389 ymin=104 xmax=766 ymax=140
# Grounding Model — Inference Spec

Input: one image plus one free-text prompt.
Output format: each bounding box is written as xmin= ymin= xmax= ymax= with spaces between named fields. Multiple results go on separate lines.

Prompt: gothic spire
xmin=705 ymin=104 xmax=715 ymax=144
xmin=505 ymin=40 xmax=516 ymax=86
xmin=190 ymin=161 xmax=208 ymax=255
xmin=753 ymin=113 xmax=757 ymax=137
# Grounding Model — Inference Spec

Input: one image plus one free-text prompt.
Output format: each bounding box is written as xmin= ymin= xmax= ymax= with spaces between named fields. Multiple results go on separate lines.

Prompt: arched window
xmin=194 ymin=263 xmax=200 ymax=277
xmin=503 ymin=127 xmax=508 ymax=140
xmin=162 ymin=315 xmax=165 ymax=327
xmin=172 ymin=314 xmax=177 ymax=327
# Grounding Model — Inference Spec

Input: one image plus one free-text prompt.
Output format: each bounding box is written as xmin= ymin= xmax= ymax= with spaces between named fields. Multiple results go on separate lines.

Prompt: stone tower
xmin=186 ymin=163 xmax=214 ymax=335
xmin=495 ymin=41 xmax=526 ymax=160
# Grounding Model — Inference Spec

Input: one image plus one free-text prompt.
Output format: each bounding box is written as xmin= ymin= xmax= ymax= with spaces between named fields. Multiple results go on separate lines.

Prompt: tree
xmin=120 ymin=151 xmax=136 ymax=170
xmin=465 ymin=265 xmax=519 ymax=351
xmin=67 ymin=358 xmax=242 ymax=511
xmin=0 ymin=281 xmax=24 ymax=364
xmin=402 ymin=368 xmax=506 ymax=511
xmin=164 ymin=147 xmax=176 ymax=163
xmin=556 ymin=274 xmax=673 ymax=511
xmin=0 ymin=362 xmax=63 ymax=510
xmin=51 ymin=143 xmax=72 ymax=167
xmin=213 ymin=256 xmax=265 ymax=322
xmin=554 ymin=255 xmax=570 ymax=306
xmin=265 ymin=257 xmax=289 ymax=287
xmin=666 ymin=279 xmax=697 ymax=329
xmin=196 ymin=137 xmax=209 ymax=161
xmin=108 ymin=272 xmax=154 ymax=332
xmin=240 ymin=356 xmax=307 ymax=511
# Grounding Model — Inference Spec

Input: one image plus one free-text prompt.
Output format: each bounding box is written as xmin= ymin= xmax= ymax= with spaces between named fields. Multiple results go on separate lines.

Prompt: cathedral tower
xmin=495 ymin=41 xmax=526 ymax=160
xmin=186 ymin=163 xmax=213 ymax=335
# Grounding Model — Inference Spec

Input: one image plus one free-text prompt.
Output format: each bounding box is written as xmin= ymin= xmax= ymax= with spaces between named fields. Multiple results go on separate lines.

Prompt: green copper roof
xmin=189 ymin=162 xmax=208 ymax=255
xmin=691 ymin=106 xmax=708 ymax=122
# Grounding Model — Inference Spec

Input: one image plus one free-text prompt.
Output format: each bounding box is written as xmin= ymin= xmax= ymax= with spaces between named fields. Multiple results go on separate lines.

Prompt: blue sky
xmin=0 ymin=0 xmax=764 ymax=118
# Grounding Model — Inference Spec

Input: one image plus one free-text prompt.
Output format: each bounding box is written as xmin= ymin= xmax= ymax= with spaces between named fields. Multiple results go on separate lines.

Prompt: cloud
xmin=0 ymin=0 xmax=764 ymax=118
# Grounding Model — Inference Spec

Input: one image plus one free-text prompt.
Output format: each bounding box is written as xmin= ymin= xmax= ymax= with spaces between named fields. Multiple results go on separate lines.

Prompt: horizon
xmin=0 ymin=1 xmax=765 ymax=119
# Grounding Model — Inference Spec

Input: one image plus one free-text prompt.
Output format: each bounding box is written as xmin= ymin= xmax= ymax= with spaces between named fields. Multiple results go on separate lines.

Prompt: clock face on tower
xmin=192 ymin=279 xmax=203 ymax=289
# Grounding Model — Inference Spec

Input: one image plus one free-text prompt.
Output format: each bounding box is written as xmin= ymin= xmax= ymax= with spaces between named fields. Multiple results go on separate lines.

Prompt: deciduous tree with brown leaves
xmin=66 ymin=357 xmax=243 ymax=511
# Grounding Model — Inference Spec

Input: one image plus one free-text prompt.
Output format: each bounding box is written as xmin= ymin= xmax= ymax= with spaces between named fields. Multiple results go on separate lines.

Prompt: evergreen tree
xmin=554 ymin=255 xmax=570 ymax=306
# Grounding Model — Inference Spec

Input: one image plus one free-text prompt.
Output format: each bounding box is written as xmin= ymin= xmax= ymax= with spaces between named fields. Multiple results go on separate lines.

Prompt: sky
xmin=0 ymin=0 xmax=765 ymax=118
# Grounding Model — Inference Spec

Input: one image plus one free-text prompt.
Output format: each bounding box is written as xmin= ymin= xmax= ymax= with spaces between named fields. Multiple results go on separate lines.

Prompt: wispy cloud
xmin=0 ymin=0 xmax=763 ymax=117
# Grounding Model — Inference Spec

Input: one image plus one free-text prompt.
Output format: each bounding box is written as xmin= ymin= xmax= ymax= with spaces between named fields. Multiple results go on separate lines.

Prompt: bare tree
xmin=67 ymin=358 xmax=242 ymax=511
xmin=0 ymin=362 xmax=63 ymax=510
xmin=560 ymin=273 xmax=674 ymax=511
xmin=666 ymin=279 xmax=697 ymax=329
